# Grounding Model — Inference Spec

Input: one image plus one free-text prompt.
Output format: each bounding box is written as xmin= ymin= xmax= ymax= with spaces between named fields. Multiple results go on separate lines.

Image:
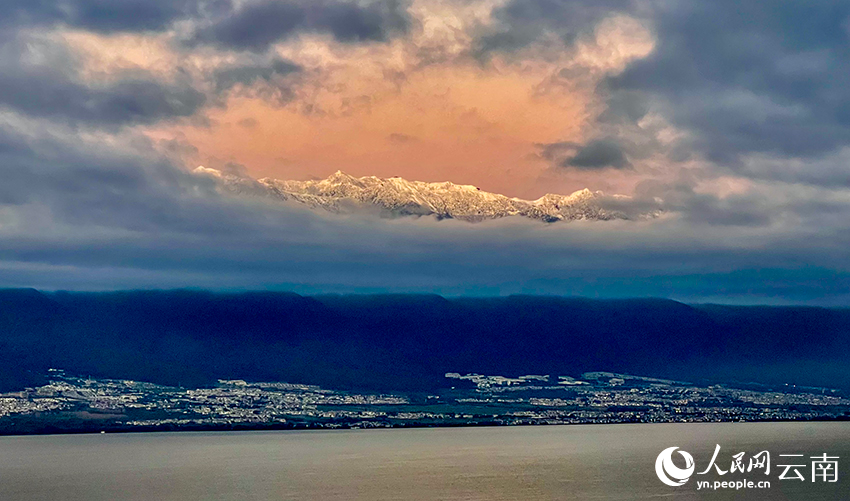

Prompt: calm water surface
xmin=0 ymin=422 xmax=848 ymax=500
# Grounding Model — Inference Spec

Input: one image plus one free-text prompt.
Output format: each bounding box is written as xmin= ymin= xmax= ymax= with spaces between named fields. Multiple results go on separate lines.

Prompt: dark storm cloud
xmin=0 ymin=122 xmax=203 ymax=231
xmin=191 ymin=0 xmax=410 ymax=52
xmin=605 ymin=0 xmax=850 ymax=166
xmin=536 ymin=138 xmax=631 ymax=170
xmin=566 ymin=138 xmax=630 ymax=169
xmin=0 ymin=0 xmax=410 ymax=48
xmin=737 ymin=150 xmax=850 ymax=189
xmin=0 ymin=35 xmax=205 ymax=126
xmin=597 ymin=90 xmax=651 ymax=126
xmin=213 ymin=58 xmax=301 ymax=92
xmin=485 ymin=0 xmax=850 ymax=184
xmin=475 ymin=0 xmax=636 ymax=55
xmin=191 ymin=1 xmax=305 ymax=52
xmin=0 ymin=0 xmax=201 ymax=33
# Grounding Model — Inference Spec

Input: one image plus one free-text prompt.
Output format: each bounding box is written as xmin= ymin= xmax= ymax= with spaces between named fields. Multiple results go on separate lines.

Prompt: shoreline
xmin=2 ymin=414 xmax=849 ymax=439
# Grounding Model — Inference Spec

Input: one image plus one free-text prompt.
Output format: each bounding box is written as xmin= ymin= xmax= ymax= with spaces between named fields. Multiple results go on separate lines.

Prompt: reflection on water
xmin=0 ymin=422 xmax=847 ymax=500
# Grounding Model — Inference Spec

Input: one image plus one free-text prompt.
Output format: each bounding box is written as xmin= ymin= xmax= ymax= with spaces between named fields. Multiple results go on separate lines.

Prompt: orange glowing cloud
xmin=136 ymin=4 xmax=659 ymax=198
xmin=157 ymin=61 xmax=590 ymax=197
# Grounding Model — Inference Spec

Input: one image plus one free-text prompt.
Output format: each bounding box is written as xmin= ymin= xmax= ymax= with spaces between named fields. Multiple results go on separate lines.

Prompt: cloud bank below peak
xmin=1 ymin=115 xmax=848 ymax=305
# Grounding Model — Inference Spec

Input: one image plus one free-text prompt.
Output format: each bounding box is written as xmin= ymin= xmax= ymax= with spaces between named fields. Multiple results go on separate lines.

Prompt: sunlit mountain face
xmin=195 ymin=167 xmax=661 ymax=222
xmin=1 ymin=0 xmax=850 ymax=302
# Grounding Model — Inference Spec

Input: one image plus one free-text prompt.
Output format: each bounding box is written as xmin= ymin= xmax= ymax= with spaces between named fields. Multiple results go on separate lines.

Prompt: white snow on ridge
xmin=194 ymin=167 xmax=660 ymax=223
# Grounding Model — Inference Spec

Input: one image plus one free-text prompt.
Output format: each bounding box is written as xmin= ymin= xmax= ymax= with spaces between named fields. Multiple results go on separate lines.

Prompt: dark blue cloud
xmin=606 ymin=0 xmax=850 ymax=165
xmin=484 ymin=0 xmax=850 ymax=184
xmin=536 ymin=138 xmax=631 ymax=170
xmin=213 ymin=57 xmax=301 ymax=93
xmin=0 ymin=35 xmax=205 ymax=126
xmin=475 ymin=0 xmax=634 ymax=55
xmin=0 ymin=0 xmax=201 ymax=33
xmin=0 ymin=0 xmax=410 ymax=48
xmin=190 ymin=0 xmax=410 ymax=52
xmin=565 ymin=138 xmax=630 ymax=170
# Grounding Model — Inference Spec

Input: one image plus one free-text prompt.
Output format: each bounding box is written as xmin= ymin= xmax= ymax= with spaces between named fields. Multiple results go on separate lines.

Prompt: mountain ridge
xmin=195 ymin=167 xmax=660 ymax=222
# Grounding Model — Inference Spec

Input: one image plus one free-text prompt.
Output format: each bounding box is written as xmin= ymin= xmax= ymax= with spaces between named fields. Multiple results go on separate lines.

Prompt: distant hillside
xmin=0 ymin=289 xmax=847 ymax=392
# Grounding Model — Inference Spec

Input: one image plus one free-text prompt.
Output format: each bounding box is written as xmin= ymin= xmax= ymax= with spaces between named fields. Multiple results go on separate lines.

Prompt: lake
xmin=0 ymin=422 xmax=847 ymax=500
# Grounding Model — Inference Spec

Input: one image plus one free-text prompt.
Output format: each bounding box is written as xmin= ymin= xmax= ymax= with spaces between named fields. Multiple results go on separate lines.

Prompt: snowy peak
xmin=196 ymin=168 xmax=658 ymax=223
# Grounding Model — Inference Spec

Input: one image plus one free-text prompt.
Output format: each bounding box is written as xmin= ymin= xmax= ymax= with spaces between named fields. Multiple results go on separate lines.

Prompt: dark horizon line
xmin=2 ymin=287 xmax=847 ymax=310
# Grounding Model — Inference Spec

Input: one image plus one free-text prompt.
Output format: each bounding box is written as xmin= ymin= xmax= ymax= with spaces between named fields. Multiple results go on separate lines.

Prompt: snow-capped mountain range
xmin=194 ymin=167 xmax=657 ymax=223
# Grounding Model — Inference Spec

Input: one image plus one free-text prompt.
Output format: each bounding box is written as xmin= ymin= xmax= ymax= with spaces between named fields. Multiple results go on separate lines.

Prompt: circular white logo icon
xmin=655 ymin=447 xmax=695 ymax=487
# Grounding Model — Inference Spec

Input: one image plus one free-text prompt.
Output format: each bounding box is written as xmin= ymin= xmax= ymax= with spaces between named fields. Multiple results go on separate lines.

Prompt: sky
xmin=1 ymin=0 xmax=850 ymax=304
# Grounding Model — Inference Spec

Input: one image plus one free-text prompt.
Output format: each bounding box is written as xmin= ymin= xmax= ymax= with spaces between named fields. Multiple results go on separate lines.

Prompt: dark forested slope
xmin=0 ymin=289 xmax=847 ymax=392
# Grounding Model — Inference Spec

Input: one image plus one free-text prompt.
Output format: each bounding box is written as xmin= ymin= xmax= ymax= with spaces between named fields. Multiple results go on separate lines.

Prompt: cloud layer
xmin=0 ymin=0 xmax=849 ymax=303
xmin=190 ymin=0 xmax=410 ymax=52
